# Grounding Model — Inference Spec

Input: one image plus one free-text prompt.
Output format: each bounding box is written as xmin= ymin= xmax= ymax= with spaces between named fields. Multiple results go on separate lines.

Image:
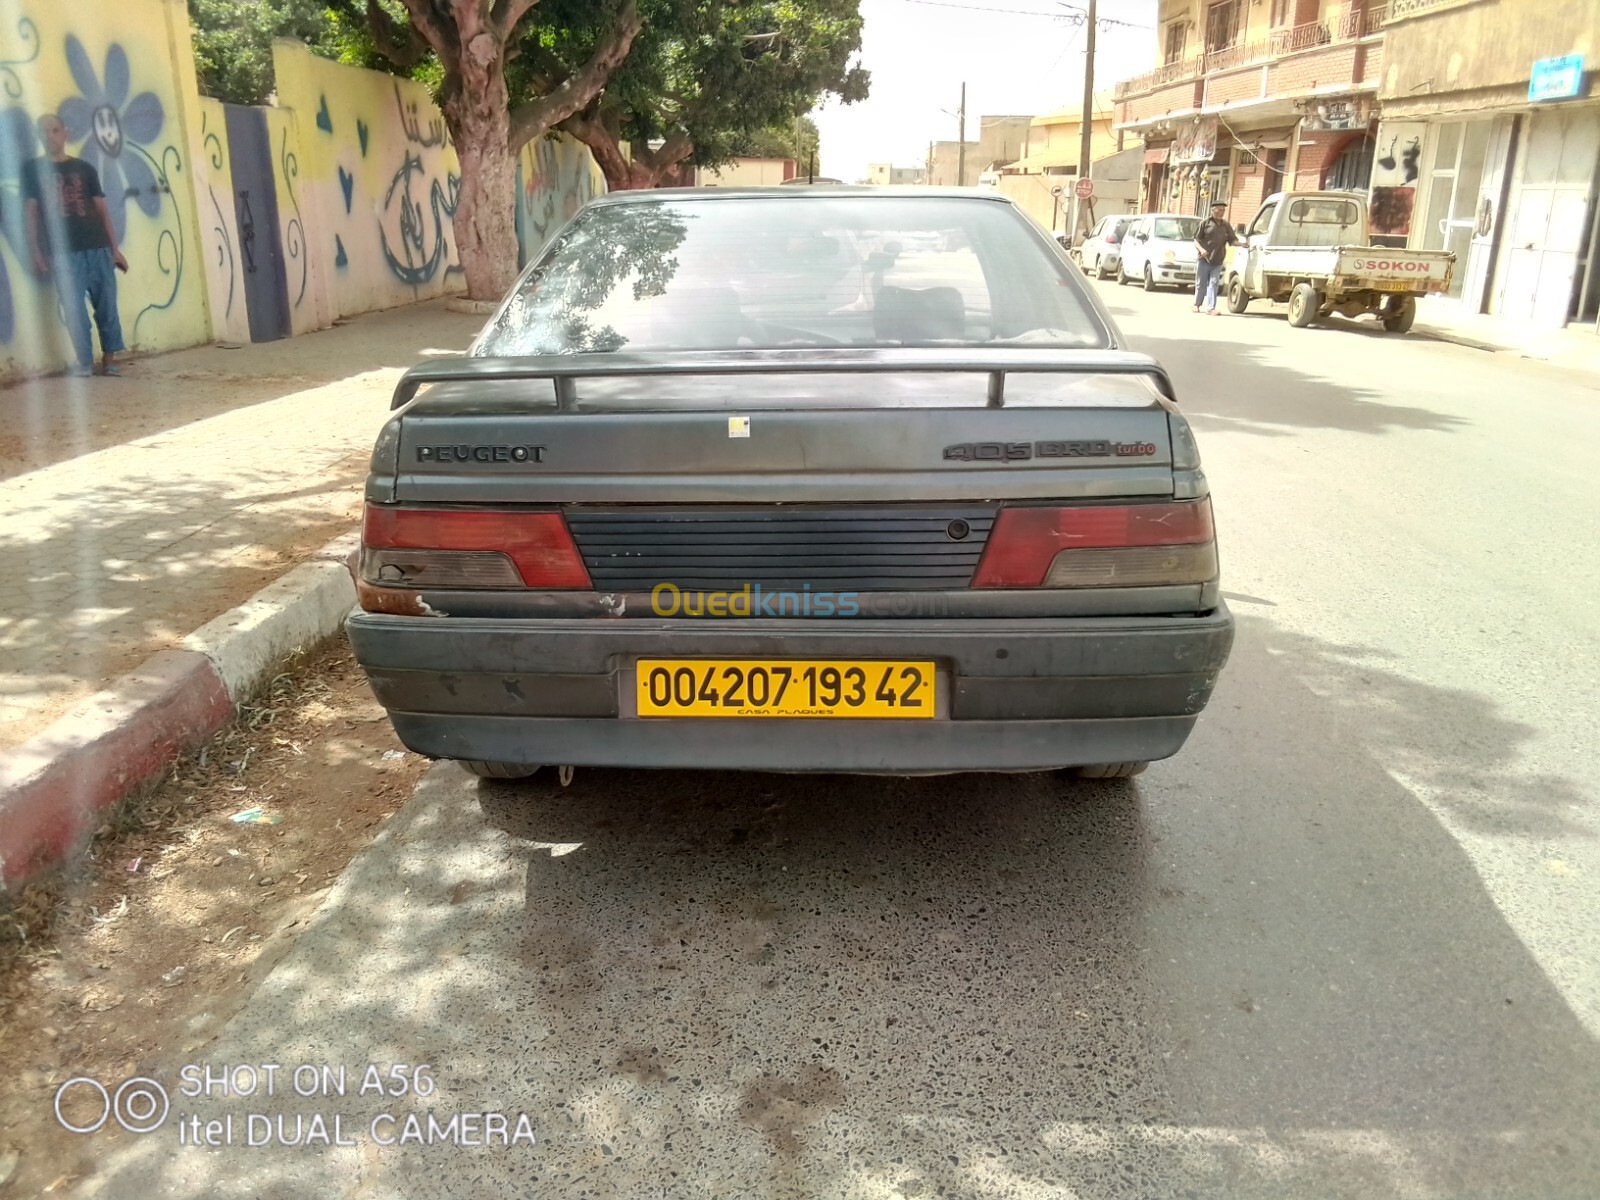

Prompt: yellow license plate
xmin=636 ymin=660 xmax=937 ymax=719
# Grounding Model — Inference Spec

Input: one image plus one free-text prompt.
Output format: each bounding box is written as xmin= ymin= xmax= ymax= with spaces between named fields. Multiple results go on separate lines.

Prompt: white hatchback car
xmin=1117 ymin=214 xmax=1202 ymax=292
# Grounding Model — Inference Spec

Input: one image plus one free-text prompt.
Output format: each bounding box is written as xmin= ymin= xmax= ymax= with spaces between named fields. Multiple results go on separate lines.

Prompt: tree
xmin=739 ymin=117 xmax=821 ymax=166
xmin=188 ymin=0 xmax=349 ymax=106
xmin=353 ymin=0 xmax=646 ymax=301
xmin=553 ymin=0 xmax=866 ymax=192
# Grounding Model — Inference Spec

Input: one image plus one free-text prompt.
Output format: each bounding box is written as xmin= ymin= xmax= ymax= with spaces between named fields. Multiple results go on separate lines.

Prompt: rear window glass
xmin=1151 ymin=217 xmax=1201 ymax=240
xmin=1288 ymin=198 xmax=1360 ymax=225
xmin=475 ymin=196 xmax=1107 ymax=355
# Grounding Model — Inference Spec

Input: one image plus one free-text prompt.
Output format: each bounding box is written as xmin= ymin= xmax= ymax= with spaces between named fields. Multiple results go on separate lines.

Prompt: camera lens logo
xmin=54 ymin=1076 xmax=170 ymax=1135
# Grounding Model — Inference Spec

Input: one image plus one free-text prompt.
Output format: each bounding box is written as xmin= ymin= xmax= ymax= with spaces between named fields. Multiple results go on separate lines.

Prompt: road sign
xmin=1074 ymin=177 xmax=1095 ymax=200
xmin=1050 ymin=184 xmax=1064 ymax=198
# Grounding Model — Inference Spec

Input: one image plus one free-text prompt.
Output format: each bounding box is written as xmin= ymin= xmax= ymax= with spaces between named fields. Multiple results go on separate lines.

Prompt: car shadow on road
xmin=69 ymin=618 xmax=1599 ymax=1200
xmin=1128 ymin=332 xmax=1471 ymax=439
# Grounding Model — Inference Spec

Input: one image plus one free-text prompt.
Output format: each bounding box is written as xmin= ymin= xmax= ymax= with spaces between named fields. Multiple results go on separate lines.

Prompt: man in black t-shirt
xmin=22 ymin=113 xmax=129 ymax=376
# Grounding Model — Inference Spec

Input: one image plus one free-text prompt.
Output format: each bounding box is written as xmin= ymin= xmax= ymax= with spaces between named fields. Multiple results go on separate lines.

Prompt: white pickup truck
xmin=1224 ymin=191 xmax=1455 ymax=333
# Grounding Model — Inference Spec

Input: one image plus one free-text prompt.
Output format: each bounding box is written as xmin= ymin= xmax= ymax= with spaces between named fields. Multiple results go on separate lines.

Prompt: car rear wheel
xmin=1068 ymin=762 xmax=1150 ymax=779
xmin=461 ymin=760 xmax=543 ymax=780
xmin=1382 ymin=295 xmax=1417 ymax=333
xmin=1095 ymin=257 xmax=1110 ymax=280
xmin=1287 ymin=282 xmax=1321 ymax=327
xmin=1143 ymin=265 xmax=1157 ymax=292
xmin=1226 ymin=276 xmax=1250 ymax=314
xmin=1116 ymin=260 xmax=1130 ymax=286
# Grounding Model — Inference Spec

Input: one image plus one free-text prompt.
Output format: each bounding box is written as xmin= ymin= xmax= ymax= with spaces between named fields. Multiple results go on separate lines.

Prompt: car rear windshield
xmin=1152 ymin=217 xmax=1201 ymax=240
xmin=475 ymin=195 xmax=1108 ymax=355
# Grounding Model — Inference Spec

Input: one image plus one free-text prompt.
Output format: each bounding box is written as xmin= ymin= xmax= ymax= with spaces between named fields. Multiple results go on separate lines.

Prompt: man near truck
xmin=1193 ymin=202 xmax=1236 ymax=315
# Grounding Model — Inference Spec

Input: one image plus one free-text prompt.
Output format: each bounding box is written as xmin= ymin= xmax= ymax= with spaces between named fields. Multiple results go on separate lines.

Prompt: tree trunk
xmin=450 ymin=105 xmax=519 ymax=301
xmin=564 ymin=113 xmax=693 ymax=191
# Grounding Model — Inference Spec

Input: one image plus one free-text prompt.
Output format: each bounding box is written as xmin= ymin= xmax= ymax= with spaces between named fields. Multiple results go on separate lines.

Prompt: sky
xmin=811 ymin=0 xmax=1161 ymax=182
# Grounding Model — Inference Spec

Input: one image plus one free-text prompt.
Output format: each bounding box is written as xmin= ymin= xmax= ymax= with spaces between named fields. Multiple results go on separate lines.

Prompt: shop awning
xmin=1143 ymin=147 xmax=1169 ymax=165
xmin=1000 ymin=149 xmax=1080 ymax=174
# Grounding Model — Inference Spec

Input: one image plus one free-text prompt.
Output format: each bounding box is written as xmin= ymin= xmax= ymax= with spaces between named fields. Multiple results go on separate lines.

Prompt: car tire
xmin=1287 ymin=282 xmax=1320 ymax=328
xmin=1068 ymin=762 xmax=1150 ymax=779
xmin=1382 ymin=295 xmax=1417 ymax=333
xmin=1116 ymin=261 xmax=1130 ymax=286
xmin=461 ymin=760 xmax=543 ymax=780
xmin=1143 ymin=265 xmax=1157 ymax=292
xmin=1095 ymin=258 xmax=1109 ymax=281
xmin=1226 ymin=276 xmax=1250 ymax=314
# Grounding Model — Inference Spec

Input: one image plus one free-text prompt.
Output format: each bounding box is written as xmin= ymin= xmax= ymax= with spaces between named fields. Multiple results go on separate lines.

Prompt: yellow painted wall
xmin=192 ymin=97 xmax=250 ymax=344
xmin=271 ymin=40 xmax=463 ymax=323
xmin=0 ymin=0 xmax=212 ymax=376
xmin=516 ymin=134 xmax=606 ymax=263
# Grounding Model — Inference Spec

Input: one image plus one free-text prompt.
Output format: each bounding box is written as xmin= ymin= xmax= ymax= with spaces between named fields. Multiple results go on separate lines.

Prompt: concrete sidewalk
xmin=1413 ymin=298 xmax=1600 ymax=376
xmin=0 ymin=300 xmax=480 ymax=751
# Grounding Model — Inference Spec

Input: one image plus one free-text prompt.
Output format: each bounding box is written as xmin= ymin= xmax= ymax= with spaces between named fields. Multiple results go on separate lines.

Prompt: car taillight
xmin=971 ymin=500 xmax=1216 ymax=589
xmin=360 ymin=505 xmax=591 ymax=590
xmin=1105 ymin=233 xmax=1117 ymax=242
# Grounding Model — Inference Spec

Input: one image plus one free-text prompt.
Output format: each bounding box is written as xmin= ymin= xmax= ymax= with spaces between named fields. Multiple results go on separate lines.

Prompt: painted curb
xmin=0 ymin=534 xmax=359 ymax=891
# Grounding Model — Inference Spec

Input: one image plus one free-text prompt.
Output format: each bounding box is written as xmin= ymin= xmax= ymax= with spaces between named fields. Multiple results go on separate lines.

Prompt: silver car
xmin=347 ymin=188 xmax=1233 ymax=779
xmin=1079 ymin=214 xmax=1135 ymax=280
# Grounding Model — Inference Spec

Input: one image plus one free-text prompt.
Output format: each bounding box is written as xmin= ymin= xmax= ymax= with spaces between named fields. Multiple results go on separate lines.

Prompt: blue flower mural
xmin=57 ymin=36 xmax=164 ymax=243
xmin=0 ymin=106 xmax=40 ymax=343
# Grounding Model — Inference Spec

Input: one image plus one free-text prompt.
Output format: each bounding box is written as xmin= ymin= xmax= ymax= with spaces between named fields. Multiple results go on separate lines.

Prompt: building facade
xmin=695 ymin=157 xmax=798 ymax=186
xmin=1114 ymin=0 xmax=1387 ymax=221
xmin=866 ymin=163 xmax=928 ymax=185
xmin=1374 ymin=0 xmax=1599 ymax=331
xmin=1113 ymin=0 xmax=1599 ymax=333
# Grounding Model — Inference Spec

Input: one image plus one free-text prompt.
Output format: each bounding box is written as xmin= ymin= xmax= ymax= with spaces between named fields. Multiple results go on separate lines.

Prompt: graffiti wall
xmin=192 ymin=96 xmax=249 ymax=344
xmin=0 ymin=0 xmax=210 ymax=376
xmin=271 ymin=40 xmax=462 ymax=324
xmin=0 ymin=6 xmax=605 ymax=378
xmin=515 ymin=134 xmax=604 ymax=267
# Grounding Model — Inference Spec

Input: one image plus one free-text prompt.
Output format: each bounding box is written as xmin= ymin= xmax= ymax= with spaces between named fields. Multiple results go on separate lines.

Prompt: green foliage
xmin=549 ymin=0 xmax=867 ymax=178
xmin=740 ymin=117 xmax=822 ymax=165
xmin=187 ymin=0 xmax=360 ymax=106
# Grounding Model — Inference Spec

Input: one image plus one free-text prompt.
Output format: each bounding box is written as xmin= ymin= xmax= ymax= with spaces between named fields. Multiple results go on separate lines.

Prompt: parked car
xmin=1225 ymin=191 xmax=1455 ymax=331
xmin=1079 ymin=214 xmax=1136 ymax=280
xmin=348 ymin=187 xmax=1234 ymax=779
xmin=1117 ymin=213 xmax=1202 ymax=291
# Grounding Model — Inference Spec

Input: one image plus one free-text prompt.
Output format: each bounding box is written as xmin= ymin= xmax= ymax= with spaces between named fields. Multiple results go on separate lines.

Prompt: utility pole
xmin=1077 ymin=0 xmax=1098 ymax=235
xmin=927 ymin=140 xmax=934 ymax=184
xmin=957 ymin=82 xmax=967 ymax=188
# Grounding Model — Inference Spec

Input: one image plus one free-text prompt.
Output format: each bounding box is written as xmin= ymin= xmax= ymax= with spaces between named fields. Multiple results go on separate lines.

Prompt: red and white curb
xmin=0 ymin=533 xmax=360 ymax=891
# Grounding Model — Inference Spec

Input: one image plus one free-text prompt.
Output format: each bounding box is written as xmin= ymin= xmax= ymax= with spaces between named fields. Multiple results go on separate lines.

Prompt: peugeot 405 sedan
xmin=347 ymin=187 xmax=1234 ymax=779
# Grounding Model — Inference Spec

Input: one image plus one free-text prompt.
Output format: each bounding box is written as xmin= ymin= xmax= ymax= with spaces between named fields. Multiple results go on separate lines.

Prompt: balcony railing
xmin=1117 ymin=3 xmax=1387 ymax=99
xmin=1114 ymin=57 xmax=1202 ymax=99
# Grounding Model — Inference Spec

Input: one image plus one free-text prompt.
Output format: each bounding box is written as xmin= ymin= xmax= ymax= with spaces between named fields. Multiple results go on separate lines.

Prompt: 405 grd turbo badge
xmin=942 ymin=440 xmax=1158 ymax=462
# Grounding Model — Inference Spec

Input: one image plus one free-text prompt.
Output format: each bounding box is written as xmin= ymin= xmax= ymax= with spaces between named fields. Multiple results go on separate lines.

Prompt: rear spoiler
xmin=389 ymin=348 xmax=1177 ymax=411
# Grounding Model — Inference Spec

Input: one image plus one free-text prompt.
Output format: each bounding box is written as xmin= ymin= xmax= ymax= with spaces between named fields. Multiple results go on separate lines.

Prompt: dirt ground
xmin=0 ymin=638 xmax=427 ymax=1196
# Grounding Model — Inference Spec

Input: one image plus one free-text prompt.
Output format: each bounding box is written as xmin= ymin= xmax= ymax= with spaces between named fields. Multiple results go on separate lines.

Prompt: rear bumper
xmin=346 ymin=607 xmax=1234 ymax=772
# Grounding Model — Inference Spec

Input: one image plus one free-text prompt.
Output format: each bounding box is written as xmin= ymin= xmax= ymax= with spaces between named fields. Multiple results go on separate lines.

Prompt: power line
xmin=890 ymin=0 xmax=1152 ymax=27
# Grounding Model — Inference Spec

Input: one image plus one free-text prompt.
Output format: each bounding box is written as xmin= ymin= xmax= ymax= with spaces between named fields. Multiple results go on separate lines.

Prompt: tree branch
xmin=508 ymin=0 xmax=643 ymax=151
xmin=351 ymin=0 xmax=432 ymax=69
xmin=492 ymin=0 xmax=544 ymax=40
xmin=397 ymin=0 xmax=458 ymax=59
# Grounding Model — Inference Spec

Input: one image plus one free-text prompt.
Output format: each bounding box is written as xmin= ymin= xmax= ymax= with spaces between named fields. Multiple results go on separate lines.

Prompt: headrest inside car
xmin=875 ymin=285 xmax=965 ymax=343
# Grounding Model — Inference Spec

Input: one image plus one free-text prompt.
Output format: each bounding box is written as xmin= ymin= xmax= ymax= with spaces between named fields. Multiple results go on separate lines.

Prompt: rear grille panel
xmin=565 ymin=505 xmax=998 ymax=592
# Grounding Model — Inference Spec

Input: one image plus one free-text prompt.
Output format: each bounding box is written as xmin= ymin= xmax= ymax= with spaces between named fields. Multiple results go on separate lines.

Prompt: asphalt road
xmin=75 ymin=282 xmax=1600 ymax=1199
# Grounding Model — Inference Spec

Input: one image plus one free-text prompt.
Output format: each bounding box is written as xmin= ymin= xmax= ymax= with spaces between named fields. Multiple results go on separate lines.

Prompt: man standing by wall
xmin=1193 ymin=201 xmax=1236 ymax=316
xmin=23 ymin=113 xmax=129 ymax=376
